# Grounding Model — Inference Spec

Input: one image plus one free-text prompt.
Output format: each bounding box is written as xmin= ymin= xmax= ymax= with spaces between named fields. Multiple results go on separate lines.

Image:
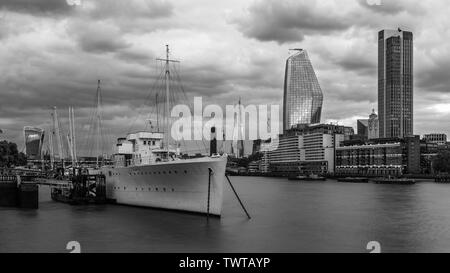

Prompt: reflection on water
xmin=2 ymin=177 xmax=450 ymax=253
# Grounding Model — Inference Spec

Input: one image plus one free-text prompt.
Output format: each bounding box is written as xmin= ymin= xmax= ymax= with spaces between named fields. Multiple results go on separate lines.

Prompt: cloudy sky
xmin=0 ymin=0 xmax=449 ymax=155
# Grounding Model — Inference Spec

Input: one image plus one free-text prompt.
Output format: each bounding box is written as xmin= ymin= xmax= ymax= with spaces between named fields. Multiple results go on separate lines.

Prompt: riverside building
xmin=268 ymin=124 xmax=345 ymax=176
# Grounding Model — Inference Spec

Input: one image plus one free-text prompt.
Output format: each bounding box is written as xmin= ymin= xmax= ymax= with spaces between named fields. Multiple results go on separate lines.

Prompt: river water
xmin=2 ymin=177 xmax=450 ymax=253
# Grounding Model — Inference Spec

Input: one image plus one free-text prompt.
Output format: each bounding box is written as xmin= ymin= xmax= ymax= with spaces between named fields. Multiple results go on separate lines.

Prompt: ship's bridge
xmin=126 ymin=131 xmax=164 ymax=142
xmin=115 ymin=131 xmax=164 ymax=154
xmin=114 ymin=131 xmax=167 ymax=166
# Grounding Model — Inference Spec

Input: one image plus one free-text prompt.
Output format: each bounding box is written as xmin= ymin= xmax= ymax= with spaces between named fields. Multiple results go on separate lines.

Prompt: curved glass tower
xmin=24 ymin=126 xmax=45 ymax=160
xmin=283 ymin=49 xmax=323 ymax=132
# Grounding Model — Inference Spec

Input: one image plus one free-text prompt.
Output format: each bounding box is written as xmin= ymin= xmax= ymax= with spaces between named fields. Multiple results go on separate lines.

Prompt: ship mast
xmin=156 ymin=45 xmax=179 ymax=158
xmin=165 ymin=46 xmax=170 ymax=157
xmin=156 ymin=93 xmax=160 ymax=132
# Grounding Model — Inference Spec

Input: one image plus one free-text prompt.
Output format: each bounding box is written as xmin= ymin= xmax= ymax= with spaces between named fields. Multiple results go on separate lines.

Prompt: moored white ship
xmin=100 ymin=46 xmax=228 ymax=216
xmin=102 ymin=132 xmax=227 ymax=216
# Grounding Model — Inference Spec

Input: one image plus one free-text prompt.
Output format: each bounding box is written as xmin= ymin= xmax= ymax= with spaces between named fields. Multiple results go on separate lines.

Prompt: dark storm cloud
xmin=68 ymin=21 xmax=131 ymax=53
xmin=334 ymin=57 xmax=377 ymax=76
xmin=416 ymin=61 xmax=450 ymax=93
xmin=232 ymin=0 xmax=350 ymax=44
xmin=87 ymin=0 xmax=174 ymax=19
xmin=0 ymin=0 xmax=73 ymax=16
xmin=231 ymin=0 xmax=428 ymax=45
xmin=357 ymin=0 xmax=426 ymax=16
xmin=321 ymin=77 xmax=377 ymax=104
xmin=116 ymin=49 xmax=155 ymax=66
xmin=2 ymin=0 xmax=450 ymax=147
xmin=357 ymin=0 xmax=406 ymax=15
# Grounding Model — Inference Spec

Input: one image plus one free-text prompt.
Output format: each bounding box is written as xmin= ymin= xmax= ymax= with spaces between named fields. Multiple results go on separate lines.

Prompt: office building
xmin=357 ymin=110 xmax=379 ymax=141
xmin=378 ymin=29 xmax=413 ymax=138
xmin=269 ymin=124 xmax=345 ymax=176
xmin=335 ymin=136 xmax=421 ymax=177
xmin=24 ymin=127 xmax=45 ymax=160
xmin=423 ymin=134 xmax=447 ymax=146
xmin=357 ymin=120 xmax=369 ymax=140
xmin=283 ymin=49 xmax=323 ymax=132
xmin=368 ymin=110 xmax=379 ymax=140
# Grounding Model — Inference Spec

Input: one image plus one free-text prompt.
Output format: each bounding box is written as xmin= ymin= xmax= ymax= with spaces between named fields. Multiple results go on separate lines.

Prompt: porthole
xmin=184 ymin=170 xmax=187 ymax=174
xmin=163 ymin=188 xmax=166 ymax=192
xmin=172 ymin=188 xmax=175 ymax=192
xmin=156 ymin=188 xmax=159 ymax=191
xmin=169 ymin=171 xmax=171 ymax=174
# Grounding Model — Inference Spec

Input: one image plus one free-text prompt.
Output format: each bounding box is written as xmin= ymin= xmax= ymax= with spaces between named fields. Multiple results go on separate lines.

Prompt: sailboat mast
xmin=49 ymin=131 xmax=54 ymax=170
xmin=165 ymin=45 xmax=170 ymax=157
xmin=71 ymin=107 xmax=77 ymax=166
xmin=68 ymin=107 xmax=74 ymax=166
xmin=96 ymin=80 xmax=102 ymax=168
xmin=53 ymin=107 xmax=64 ymax=168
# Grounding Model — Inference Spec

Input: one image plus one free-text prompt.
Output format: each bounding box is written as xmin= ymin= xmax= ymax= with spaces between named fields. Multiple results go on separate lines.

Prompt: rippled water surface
xmin=2 ymin=177 xmax=450 ymax=253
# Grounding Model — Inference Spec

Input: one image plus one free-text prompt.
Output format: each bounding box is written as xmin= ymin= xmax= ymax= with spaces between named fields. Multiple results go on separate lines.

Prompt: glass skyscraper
xmin=24 ymin=126 xmax=45 ymax=160
xmin=378 ymin=29 xmax=413 ymax=138
xmin=283 ymin=49 xmax=323 ymax=132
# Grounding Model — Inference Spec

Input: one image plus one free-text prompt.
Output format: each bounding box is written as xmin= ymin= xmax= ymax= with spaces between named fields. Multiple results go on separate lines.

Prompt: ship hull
xmin=101 ymin=157 xmax=227 ymax=216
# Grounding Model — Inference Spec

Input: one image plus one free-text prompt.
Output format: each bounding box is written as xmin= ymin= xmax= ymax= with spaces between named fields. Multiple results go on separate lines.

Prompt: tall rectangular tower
xmin=378 ymin=29 xmax=413 ymax=138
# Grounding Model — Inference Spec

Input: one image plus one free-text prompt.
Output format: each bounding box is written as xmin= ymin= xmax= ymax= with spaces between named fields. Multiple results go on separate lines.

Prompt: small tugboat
xmin=372 ymin=177 xmax=416 ymax=185
xmin=337 ymin=177 xmax=369 ymax=183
